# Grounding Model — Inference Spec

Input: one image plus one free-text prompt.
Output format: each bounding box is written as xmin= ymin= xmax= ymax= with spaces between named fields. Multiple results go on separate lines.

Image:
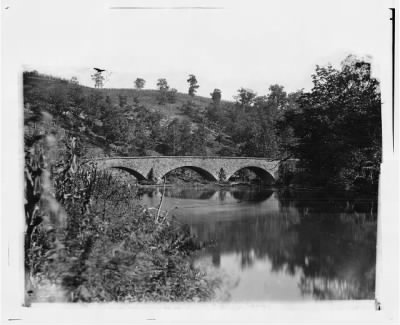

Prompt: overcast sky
xmin=7 ymin=0 xmax=392 ymax=100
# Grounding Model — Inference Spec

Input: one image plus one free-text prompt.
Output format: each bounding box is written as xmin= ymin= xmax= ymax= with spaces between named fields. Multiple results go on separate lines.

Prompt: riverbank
xmin=26 ymin=144 xmax=219 ymax=303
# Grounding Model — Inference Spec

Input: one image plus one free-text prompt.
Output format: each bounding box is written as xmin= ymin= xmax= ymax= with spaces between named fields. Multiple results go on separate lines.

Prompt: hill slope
xmin=98 ymin=88 xmax=217 ymax=119
xmin=23 ymin=71 xmax=237 ymax=160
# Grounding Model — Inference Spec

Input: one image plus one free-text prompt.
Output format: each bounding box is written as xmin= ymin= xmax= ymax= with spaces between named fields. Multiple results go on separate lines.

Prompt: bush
xmin=25 ymin=133 xmax=217 ymax=303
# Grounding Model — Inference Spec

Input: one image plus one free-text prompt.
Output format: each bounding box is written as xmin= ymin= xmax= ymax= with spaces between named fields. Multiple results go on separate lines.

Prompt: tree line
xmin=24 ymin=54 xmax=381 ymax=191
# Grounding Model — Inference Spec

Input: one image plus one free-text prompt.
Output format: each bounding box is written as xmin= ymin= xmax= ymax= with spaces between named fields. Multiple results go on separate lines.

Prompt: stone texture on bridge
xmin=93 ymin=156 xmax=280 ymax=184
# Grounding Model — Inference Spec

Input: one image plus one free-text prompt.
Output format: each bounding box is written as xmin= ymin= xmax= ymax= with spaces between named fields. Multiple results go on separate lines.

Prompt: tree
xmin=156 ymin=78 xmax=169 ymax=91
xmin=134 ymin=78 xmax=146 ymax=89
xmin=275 ymin=90 xmax=303 ymax=158
xmin=267 ymin=84 xmax=287 ymax=110
xmin=210 ymin=89 xmax=222 ymax=105
xmin=156 ymin=78 xmax=170 ymax=104
xmin=187 ymin=74 xmax=200 ymax=96
xmin=279 ymin=55 xmax=381 ymax=189
xmin=103 ymin=109 xmax=129 ymax=143
xmin=164 ymin=119 xmax=190 ymax=155
xmin=179 ymin=119 xmax=193 ymax=154
xmin=190 ymin=123 xmax=207 ymax=155
xmin=91 ymin=71 xmax=105 ymax=88
xmin=206 ymin=90 xmax=222 ymax=122
xmin=70 ymin=76 xmax=79 ymax=85
xmin=234 ymin=88 xmax=257 ymax=108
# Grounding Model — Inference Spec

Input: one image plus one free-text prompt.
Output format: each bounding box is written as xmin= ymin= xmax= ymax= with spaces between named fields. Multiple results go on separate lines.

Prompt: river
xmin=139 ymin=186 xmax=377 ymax=302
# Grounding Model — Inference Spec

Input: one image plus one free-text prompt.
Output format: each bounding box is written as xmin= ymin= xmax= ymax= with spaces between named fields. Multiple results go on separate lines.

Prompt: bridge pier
xmin=155 ymin=176 xmax=165 ymax=185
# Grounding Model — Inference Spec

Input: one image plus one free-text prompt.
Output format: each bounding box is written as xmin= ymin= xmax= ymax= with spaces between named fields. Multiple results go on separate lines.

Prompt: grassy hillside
xmin=24 ymin=72 xmax=228 ymax=119
xmin=98 ymin=88 xmax=217 ymax=119
xmin=23 ymin=71 xmax=237 ymax=160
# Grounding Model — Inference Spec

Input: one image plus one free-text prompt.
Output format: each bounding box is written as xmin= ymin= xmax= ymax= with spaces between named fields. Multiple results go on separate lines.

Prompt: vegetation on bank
xmin=277 ymin=56 xmax=381 ymax=191
xmin=24 ymin=118 xmax=218 ymax=303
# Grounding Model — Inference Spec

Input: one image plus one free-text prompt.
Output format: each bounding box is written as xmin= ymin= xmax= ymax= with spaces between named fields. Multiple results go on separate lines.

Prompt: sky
xmin=4 ymin=0 xmax=393 ymax=100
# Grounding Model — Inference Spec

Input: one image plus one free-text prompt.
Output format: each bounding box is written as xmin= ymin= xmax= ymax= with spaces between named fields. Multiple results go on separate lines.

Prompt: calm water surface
xmin=140 ymin=187 xmax=377 ymax=302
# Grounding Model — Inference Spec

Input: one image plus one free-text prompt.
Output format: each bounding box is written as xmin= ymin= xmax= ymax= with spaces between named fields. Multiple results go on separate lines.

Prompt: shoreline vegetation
xmin=23 ymin=54 xmax=380 ymax=303
xmin=25 ymin=134 xmax=220 ymax=303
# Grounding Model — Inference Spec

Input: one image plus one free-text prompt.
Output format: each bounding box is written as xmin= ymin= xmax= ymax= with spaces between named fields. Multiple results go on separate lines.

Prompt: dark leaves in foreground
xmin=25 ymin=131 xmax=217 ymax=302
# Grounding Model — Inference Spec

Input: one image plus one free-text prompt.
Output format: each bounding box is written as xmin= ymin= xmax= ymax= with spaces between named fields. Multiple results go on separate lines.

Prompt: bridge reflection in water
xmin=140 ymin=188 xmax=377 ymax=301
xmin=138 ymin=187 xmax=274 ymax=202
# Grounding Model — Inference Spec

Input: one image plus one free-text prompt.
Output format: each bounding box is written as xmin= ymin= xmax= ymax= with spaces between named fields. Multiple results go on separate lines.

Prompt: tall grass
xmin=24 ymin=113 xmax=217 ymax=303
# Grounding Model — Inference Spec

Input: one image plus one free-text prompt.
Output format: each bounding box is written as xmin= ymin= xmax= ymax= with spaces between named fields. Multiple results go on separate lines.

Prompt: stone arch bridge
xmin=92 ymin=156 xmax=281 ymax=184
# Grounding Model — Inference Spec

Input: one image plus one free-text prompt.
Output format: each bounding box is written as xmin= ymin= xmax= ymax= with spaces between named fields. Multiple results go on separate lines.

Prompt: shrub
xmin=25 ymin=128 xmax=217 ymax=302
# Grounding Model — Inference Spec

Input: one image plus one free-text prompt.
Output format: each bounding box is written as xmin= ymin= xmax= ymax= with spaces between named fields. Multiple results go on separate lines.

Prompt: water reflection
xmin=140 ymin=187 xmax=377 ymax=301
xmin=138 ymin=187 xmax=274 ymax=202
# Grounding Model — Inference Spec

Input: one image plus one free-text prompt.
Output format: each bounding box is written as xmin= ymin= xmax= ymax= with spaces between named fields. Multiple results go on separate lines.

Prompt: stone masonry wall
xmin=94 ymin=157 xmax=280 ymax=184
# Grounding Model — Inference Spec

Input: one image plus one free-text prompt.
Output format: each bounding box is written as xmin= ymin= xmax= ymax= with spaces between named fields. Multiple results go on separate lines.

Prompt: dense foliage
xmin=24 ymin=111 xmax=217 ymax=303
xmin=277 ymin=56 xmax=381 ymax=190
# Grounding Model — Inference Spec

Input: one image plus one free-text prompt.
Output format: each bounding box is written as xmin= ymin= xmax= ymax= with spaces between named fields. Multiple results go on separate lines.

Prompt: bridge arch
xmin=159 ymin=165 xmax=218 ymax=182
xmin=227 ymin=166 xmax=275 ymax=184
xmin=109 ymin=167 xmax=147 ymax=181
xmin=93 ymin=157 xmax=280 ymax=185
